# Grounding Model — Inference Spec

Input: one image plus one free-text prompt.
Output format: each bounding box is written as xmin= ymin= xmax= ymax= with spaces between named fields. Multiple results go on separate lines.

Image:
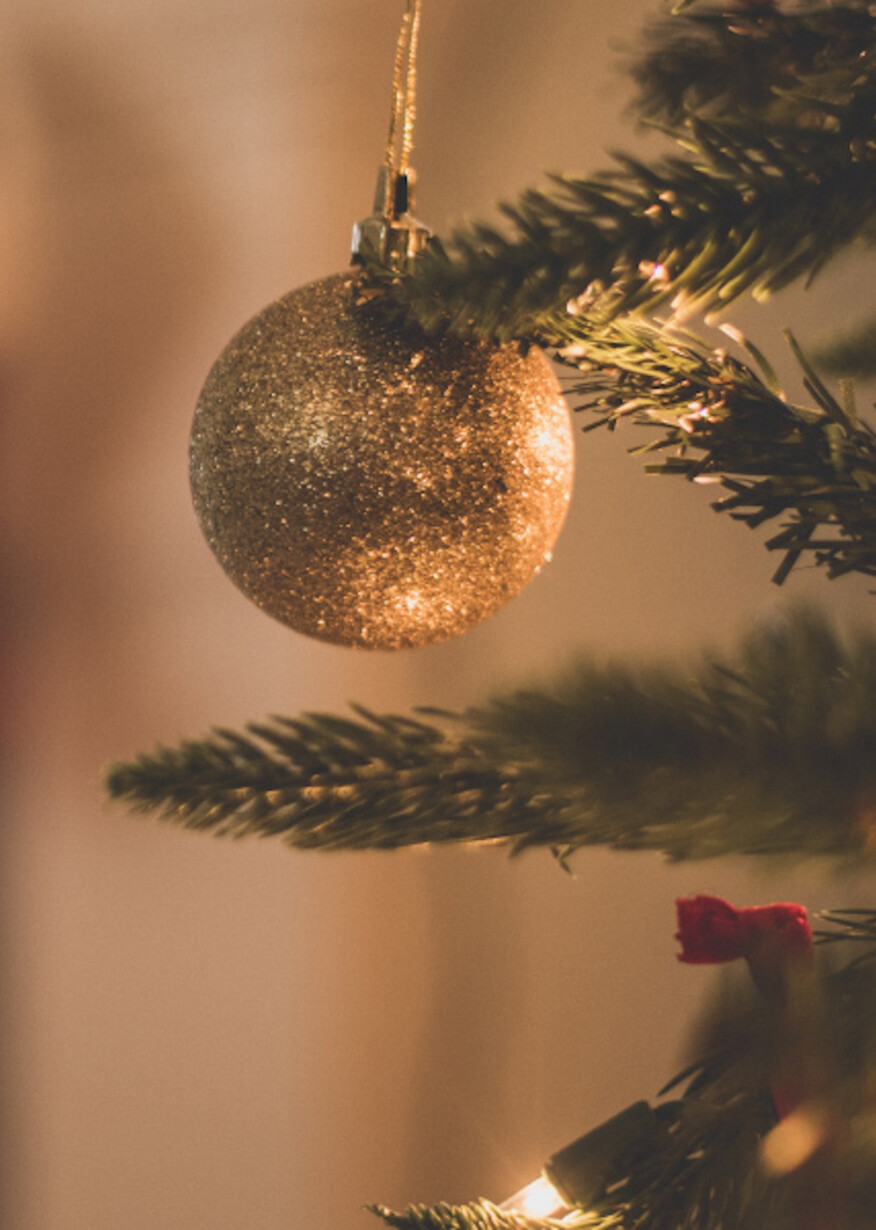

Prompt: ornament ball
xmin=190 ymin=273 xmax=574 ymax=650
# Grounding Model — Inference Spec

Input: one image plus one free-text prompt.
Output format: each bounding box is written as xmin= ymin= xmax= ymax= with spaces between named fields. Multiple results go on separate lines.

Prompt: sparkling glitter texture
xmin=190 ymin=272 xmax=574 ymax=649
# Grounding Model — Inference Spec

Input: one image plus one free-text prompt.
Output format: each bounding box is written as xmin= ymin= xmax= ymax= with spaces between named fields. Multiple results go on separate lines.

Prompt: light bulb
xmin=500 ymin=1174 xmax=567 ymax=1220
xmin=499 ymin=1102 xmax=659 ymax=1219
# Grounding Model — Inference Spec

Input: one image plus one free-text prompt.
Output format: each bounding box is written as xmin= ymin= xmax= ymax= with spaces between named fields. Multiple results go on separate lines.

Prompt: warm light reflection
xmin=760 ymin=1104 xmax=832 ymax=1176
xmin=500 ymin=1174 xmax=566 ymax=1220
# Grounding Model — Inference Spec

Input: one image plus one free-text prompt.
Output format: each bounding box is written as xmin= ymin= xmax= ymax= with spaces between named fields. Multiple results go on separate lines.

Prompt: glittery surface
xmin=190 ymin=272 xmax=574 ymax=649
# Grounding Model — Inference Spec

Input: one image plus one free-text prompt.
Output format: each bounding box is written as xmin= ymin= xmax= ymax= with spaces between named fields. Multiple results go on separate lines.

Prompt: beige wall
xmin=2 ymin=3 xmax=875 ymax=1228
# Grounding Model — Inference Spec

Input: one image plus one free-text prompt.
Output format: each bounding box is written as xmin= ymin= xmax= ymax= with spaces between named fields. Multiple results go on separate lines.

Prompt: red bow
xmin=676 ymin=895 xmax=812 ymax=966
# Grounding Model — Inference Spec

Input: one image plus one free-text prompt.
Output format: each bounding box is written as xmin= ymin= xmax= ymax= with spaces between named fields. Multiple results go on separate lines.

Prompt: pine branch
xmin=353 ymin=4 xmax=876 ymax=591
xmin=400 ymin=129 xmax=876 ymax=341
xmin=369 ymin=1090 xmax=787 ymax=1230
xmin=105 ymin=609 xmax=876 ymax=863
xmin=632 ymin=2 xmax=876 ymax=134
xmin=368 ymin=1010 xmax=784 ymax=1229
xmin=367 ymin=1202 xmax=554 ymax=1230
xmin=105 ymin=710 xmax=574 ymax=852
xmin=815 ymin=907 xmax=876 ymax=950
xmin=551 ymin=315 xmax=876 ymax=585
xmin=394 ymin=4 xmax=876 ymax=341
xmin=370 ymin=923 xmax=876 ymax=1230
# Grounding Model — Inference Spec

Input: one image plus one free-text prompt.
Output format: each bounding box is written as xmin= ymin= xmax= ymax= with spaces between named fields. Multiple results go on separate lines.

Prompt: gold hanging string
xmin=385 ymin=2 xmax=412 ymax=175
xmin=400 ymin=0 xmax=421 ymax=173
xmin=384 ymin=0 xmax=421 ymax=207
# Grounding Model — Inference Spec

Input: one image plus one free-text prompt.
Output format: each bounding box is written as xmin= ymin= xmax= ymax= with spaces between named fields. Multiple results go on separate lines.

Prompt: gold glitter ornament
xmin=190 ymin=1 xmax=575 ymax=649
xmin=190 ymin=272 xmax=574 ymax=650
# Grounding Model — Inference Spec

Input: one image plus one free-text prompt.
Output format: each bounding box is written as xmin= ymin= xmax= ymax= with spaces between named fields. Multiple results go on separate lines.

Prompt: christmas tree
xmin=101 ymin=2 xmax=876 ymax=1227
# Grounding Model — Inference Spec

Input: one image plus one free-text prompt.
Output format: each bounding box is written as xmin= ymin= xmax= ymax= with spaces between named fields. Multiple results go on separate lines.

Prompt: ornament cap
xmin=351 ymin=166 xmax=432 ymax=271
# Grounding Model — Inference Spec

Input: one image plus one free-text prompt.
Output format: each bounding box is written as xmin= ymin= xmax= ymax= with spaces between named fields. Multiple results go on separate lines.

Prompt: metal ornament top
xmin=351 ymin=166 xmax=431 ymax=270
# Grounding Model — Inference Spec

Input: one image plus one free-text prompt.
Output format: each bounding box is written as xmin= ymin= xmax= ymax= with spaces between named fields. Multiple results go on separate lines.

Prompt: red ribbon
xmin=676 ymin=894 xmax=813 ymax=966
xmin=676 ymin=897 xmax=842 ymax=1230
xmin=676 ymin=894 xmax=814 ymax=1122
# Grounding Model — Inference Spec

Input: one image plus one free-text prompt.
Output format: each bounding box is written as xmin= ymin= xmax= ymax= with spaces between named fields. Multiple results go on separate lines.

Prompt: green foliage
xmin=105 ymin=709 xmax=568 ymax=851
xmin=393 ymin=4 xmax=876 ymax=342
xmin=106 ymin=609 xmax=876 ymax=863
xmin=398 ymin=126 xmax=876 ymax=342
xmin=553 ymin=316 xmax=876 ymax=585
xmin=369 ymin=918 xmax=876 ymax=1230
xmin=114 ymin=8 xmax=876 ymax=1224
xmin=369 ymin=1081 xmax=785 ymax=1230
xmin=368 ymin=1202 xmax=547 ymax=1230
xmin=352 ymin=3 xmax=876 ymax=593
xmin=633 ymin=3 xmax=876 ymax=133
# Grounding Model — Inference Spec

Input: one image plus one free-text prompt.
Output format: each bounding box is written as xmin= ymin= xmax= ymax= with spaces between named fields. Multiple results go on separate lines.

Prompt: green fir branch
xmin=351 ymin=4 xmax=876 ymax=592
xmin=399 ymin=124 xmax=876 ymax=341
xmin=104 ymin=709 xmax=570 ymax=852
xmin=368 ymin=1202 xmax=552 ymax=1230
xmin=632 ymin=3 xmax=876 ymax=135
xmin=106 ymin=609 xmax=876 ymax=863
xmin=369 ymin=1087 xmax=786 ymax=1230
xmin=551 ymin=315 xmax=876 ymax=585
xmin=393 ymin=3 xmax=875 ymax=341
xmin=815 ymin=907 xmax=876 ymax=949
xmin=368 ymin=1005 xmax=784 ymax=1229
xmin=370 ymin=924 xmax=876 ymax=1230
xmin=395 ymin=1 xmax=876 ymax=342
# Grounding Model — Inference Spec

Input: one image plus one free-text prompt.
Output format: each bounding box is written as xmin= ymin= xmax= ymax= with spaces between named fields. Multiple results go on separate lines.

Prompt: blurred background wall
xmin=2 ymin=2 xmax=875 ymax=1228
